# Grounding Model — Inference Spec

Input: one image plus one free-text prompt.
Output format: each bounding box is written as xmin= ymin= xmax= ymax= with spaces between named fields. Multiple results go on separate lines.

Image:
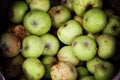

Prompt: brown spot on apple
xmin=72 ymin=41 xmax=77 ymax=47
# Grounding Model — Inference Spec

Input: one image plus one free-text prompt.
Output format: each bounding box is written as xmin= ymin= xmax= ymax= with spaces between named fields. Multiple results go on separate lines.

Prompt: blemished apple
xmin=40 ymin=33 xmax=60 ymax=56
xmin=50 ymin=61 xmax=77 ymax=80
xmin=23 ymin=10 xmax=51 ymax=36
xmin=97 ymin=34 xmax=116 ymax=59
xmin=76 ymin=66 xmax=90 ymax=79
xmin=80 ymin=76 xmax=95 ymax=80
xmin=57 ymin=46 xmax=80 ymax=66
xmin=102 ymin=15 xmax=120 ymax=37
xmin=57 ymin=20 xmax=83 ymax=45
xmin=73 ymin=0 xmax=103 ymax=17
xmin=21 ymin=35 xmax=44 ymax=58
xmin=83 ymin=8 xmax=107 ymax=33
xmin=25 ymin=0 xmax=50 ymax=12
xmin=71 ymin=35 xmax=97 ymax=61
xmin=86 ymin=56 xmax=103 ymax=74
xmin=22 ymin=58 xmax=45 ymax=80
xmin=94 ymin=61 xmax=115 ymax=80
xmin=41 ymin=56 xmax=57 ymax=79
xmin=48 ymin=5 xmax=71 ymax=28
xmin=9 ymin=0 xmax=28 ymax=24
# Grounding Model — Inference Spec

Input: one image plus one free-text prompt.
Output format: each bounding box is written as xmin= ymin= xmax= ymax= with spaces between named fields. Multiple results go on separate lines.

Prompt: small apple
xmin=22 ymin=58 xmax=45 ymax=80
xmin=96 ymin=34 xmax=116 ymax=59
xmin=23 ymin=10 xmax=51 ymax=36
xmin=40 ymin=33 xmax=60 ymax=56
xmin=73 ymin=0 xmax=103 ymax=17
xmin=80 ymin=76 xmax=95 ymax=80
xmin=41 ymin=56 xmax=57 ymax=79
xmin=94 ymin=61 xmax=115 ymax=80
xmin=48 ymin=5 xmax=71 ymax=28
xmin=57 ymin=46 xmax=80 ymax=66
xmin=50 ymin=61 xmax=77 ymax=80
xmin=25 ymin=0 xmax=50 ymax=12
xmin=71 ymin=35 xmax=97 ymax=61
xmin=21 ymin=35 xmax=44 ymax=58
xmin=9 ymin=0 xmax=28 ymax=24
xmin=57 ymin=20 xmax=83 ymax=45
xmin=83 ymin=8 xmax=107 ymax=33
xmin=86 ymin=56 xmax=103 ymax=74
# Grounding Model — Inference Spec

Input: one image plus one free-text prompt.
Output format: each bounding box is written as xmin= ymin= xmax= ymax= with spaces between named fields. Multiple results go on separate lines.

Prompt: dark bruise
xmin=72 ymin=41 xmax=77 ymax=47
xmin=31 ymin=20 xmax=38 ymax=27
xmin=85 ymin=17 xmax=88 ymax=22
xmin=24 ymin=46 xmax=28 ymax=50
xmin=84 ymin=41 xmax=89 ymax=47
xmin=45 ymin=43 xmax=51 ymax=50
xmin=70 ymin=66 xmax=75 ymax=72
xmin=63 ymin=23 xmax=67 ymax=27
xmin=56 ymin=10 xmax=61 ymax=14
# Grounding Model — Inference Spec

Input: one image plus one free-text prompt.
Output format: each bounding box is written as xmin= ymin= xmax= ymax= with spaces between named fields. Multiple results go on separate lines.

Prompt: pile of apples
xmin=0 ymin=0 xmax=120 ymax=80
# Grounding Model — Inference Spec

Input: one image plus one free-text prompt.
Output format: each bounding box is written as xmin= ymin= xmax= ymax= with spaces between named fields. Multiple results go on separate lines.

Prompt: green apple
xmin=80 ymin=76 xmax=95 ymax=80
xmin=83 ymin=8 xmax=107 ymax=33
xmin=22 ymin=58 xmax=45 ymax=80
xmin=86 ymin=56 xmax=103 ymax=74
xmin=48 ymin=5 xmax=71 ymax=28
xmin=21 ymin=35 xmax=44 ymax=58
xmin=94 ymin=61 xmax=115 ymax=80
xmin=57 ymin=46 xmax=80 ymax=66
xmin=71 ymin=35 xmax=97 ymax=61
xmin=102 ymin=15 xmax=120 ymax=37
xmin=76 ymin=66 xmax=90 ymax=79
xmin=41 ymin=56 xmax=57 ymax=79
xmin=57 ymin=20 xmax=83 ymax=45
xmin=40 ymin=33 xmax=60 ymax=56
xmin=50 ymin=61 xmax=77 ymax=80
xmin=23 ymin=10 xmax=51 ymax=36
xmin=97 ymin=34 xmax=116 ymax=59
xmin=0 ymin=32 xmax=21 ymax=58
xmin=9 ymin=0 xmax=28 ymax=24
xmin=73 ymin=0 xmax=102 ymax=17
xmin=25 ymin=0 xmax=50 ymax=12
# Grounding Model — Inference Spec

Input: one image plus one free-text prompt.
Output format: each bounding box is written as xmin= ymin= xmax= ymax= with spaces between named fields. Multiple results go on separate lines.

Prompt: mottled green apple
xmin=71 ymin=35 xmax=97 ymax=61
xmin=21 ymin=35 xmax=44 ymax=58
xmin=83 ymin=8 xmax=107 ymax=33
xmin=23 ymin=10 xmax=51 ymax=36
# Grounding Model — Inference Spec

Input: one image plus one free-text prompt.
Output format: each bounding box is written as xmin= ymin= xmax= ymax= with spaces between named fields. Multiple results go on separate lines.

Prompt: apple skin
xmin=96 ymin=34 xmax=116 ymax=59
xmin=83 ymin=8 xmax=107 ymax=33
xmin=57 ymin=46 xmax=80 ymax=66
xmin=73 ymin=0 xmax=102 ymax=17
xmin=71 ymin=35 xmax=97 ymax=61
xmin=21 ymin=35 xmax=44 ymax=58
xmin=80 ymin=76 xmax=95 ymax=80
xmin=25 ymin=0 xmax=50 ymax=12
xmin=50 ymin=61 xmax=77 ymax=80
xmin=86 ymin=56 xmax=103 ymax=74
xmin=9 ymin=1 xmax=28 ymax=24
xmin=40 ymin=33 xmax=60 ymax=56
xmin=48 ymin=5 xmax=71 ymax=28
xmin=23 ymin=10 xmax=51 ymax=36
xmin=22 ymin=58 xmax=45 ymax=80
xmin=57 ymin=20 xmax=83 ymax=45
xmin=94 ymin=61 xmax=115 ymax=80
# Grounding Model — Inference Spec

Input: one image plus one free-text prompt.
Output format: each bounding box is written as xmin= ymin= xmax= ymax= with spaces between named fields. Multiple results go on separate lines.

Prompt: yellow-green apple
xmin=57 ymin=20 xmax=83 ymax=45
xmin=71 ymin=35 xmax=97 ymax=61
xmin=80 ymin=76 xmax=95 ymax=80
xmin=23 ymin=10 xmax=51 ymax=36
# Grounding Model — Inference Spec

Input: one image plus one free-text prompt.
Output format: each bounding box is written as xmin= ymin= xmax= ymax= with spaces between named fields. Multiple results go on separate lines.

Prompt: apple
xmin=96 ymin=34 xmax=116 ymax=59
xmin=76 ymin=66 xmax=90 ymax=79
xmin=80 ymin=76 xmax=95 ymax=80
xmin=21 ymin=35 xmax=44 ymax=58
xmin=71 ymin=35 xmax=97 ymax=61
xmin=83 ymin=8 xmax=107 ymax=33
xmin=94 ymin=61 xmax=115 ymax=80
xmin=22 ymin=58 xmax=45 ymax=80
xmin=73 ymin=0 xmax=103 ymax=17
xmin=40 ymin=33 xmax=60 ymax=56
xmin=86 ymin=56 xmax=103 ymax=74
xmin=57 ymin=20 xmax=83 ymax=45
xmin=48 ymin=5 xmax=71 ymax=28
xmin=0 ymin=32 xmax=21 ymax=58
xmin=41 ymin=56 xmax=57 ymax=79
xmin=102 ymin=15 xmax=120 ymax=37
xmin=23 ymin=10 xmax=51 ymax=36
xmin=8 ymin=0 xmax=28 ymax=24
xmin=25 ymin=0 xmax=50 ymax=12
xmin=50 ymin=61 xmax=77 ymax=80
xmin=57 ymin=46 xmax=80 ymax=66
